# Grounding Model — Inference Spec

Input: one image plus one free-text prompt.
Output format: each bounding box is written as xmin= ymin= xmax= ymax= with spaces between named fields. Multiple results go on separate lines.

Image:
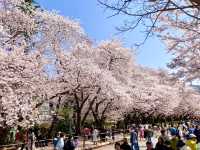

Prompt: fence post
xmin=83 ymin=135 xmax=86 ymax=150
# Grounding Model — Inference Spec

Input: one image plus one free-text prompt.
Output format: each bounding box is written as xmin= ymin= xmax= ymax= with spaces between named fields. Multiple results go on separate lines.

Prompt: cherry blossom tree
xmin=91 ymin=84 xmax=132 ymax=128
xmin=2 ymin=0 xmax=200 ymax=130
xmin=48 ymin=43 xmax=101 ymax=134
xmin=127 ymin=66 xmax=192 ymax=118
xmin=0 ymin=0 xmax=45 ymax=128
xmin=89 ymin=40 xmax=134 ymax=127
xmin=0 ymin=0 xmax=85 ymax=128
xmin=49 ymin=41 xmax=132 ymax=133
xmin=174 ymin=86 xmax=200 ymax=117
xmin=94 ymin=40 xmax=134 ymax=82
xmin=0 ymin=46 xmax=48 ymax=128
xmin=154 ymin=8 xmax=200 ymax=81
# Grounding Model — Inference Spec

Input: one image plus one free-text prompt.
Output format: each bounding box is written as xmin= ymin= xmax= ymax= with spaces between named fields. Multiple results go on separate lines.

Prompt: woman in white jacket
xmin=56 ymin=133 xmax=65 ymax=150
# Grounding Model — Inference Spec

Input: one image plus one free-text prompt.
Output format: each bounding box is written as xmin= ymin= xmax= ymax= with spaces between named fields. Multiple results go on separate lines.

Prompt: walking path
xmin=96 ymin=141 xmax=146 ymax=150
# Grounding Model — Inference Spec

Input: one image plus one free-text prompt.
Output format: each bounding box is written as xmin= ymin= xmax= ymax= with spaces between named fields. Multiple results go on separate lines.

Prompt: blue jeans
xmin=131 ymin=143 xmax=139 ymax=150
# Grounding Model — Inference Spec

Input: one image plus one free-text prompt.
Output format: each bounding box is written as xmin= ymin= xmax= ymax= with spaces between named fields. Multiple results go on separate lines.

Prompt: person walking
xmin=27 ymin=129 xmax=36 ymax=150
xmin=159 ymin=129 xmax=169 ymax=143
xmin=177 ymin=140 xmax=191 ymax=150
xmin=144 ymin=127 xmax=148 ymax=141
xmin=194 ymin=125 xmax=200 ymax=143
xmin=170 ymin=134 xmax=179 ymax=150
xmin=53 ymin=133 xmax=60 ymax=150
xmin=177 ymin=126 xmax=183 ymax=139
xmin=56 ymin=133 xmax=65 ymax=150
xmin=185 ymin=134 xmax=197 ymax=150
xmin=196 ymin=139 xmax=200 ymax=150
xmin=130 ymin=127 xmax=139 ymax=150
xmin=73 ymin=136 xmax=79 ymax=149
xmin=146 ymin=141 xmax=154 ymax=150
xmin=92 ymin=128 xmax=98 ymax=145
xmin=139 ymin=126 xmax=145 ymax=141
xmin=115 ymin=142 xmax=121 ymax=150
xmin=121 ymin=138 xmax=131 ymax=150
xmin=64 ymin=135 xmax=75 ymax=150
xmin=169 ymin=126 xmax=178 ymax=137
xmin=147 ymin=127 xmax=154 ymax=143
xmin=189 ymin=125 xmax=195 ymax=135
xmin=155 ymin=137 xmax=166 ymax=150
xmin=112 ymin=127 xmax=115 ymax=142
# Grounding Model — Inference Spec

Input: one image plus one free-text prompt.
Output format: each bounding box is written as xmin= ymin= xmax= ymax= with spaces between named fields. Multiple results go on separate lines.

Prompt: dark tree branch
xmin=98 ymin=0 xmax=200 ymax=45
xmin=81 ymin=97 xmax=96 ymax=125
xmin=80 ymin=94 xmax=90 ymax=110
xmin=49 ymin=90 xmax=70 ymax=100
xmin=100 ymin=101 xmax=112 ymax=120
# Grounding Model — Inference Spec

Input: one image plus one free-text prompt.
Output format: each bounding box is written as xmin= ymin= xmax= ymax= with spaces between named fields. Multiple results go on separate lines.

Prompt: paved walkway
xmin=93 ymin=140 xmax=147 ymax=150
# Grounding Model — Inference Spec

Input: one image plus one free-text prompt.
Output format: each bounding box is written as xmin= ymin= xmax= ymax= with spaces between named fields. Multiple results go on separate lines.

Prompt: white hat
xmin=189 ymin=134 xmax=196 ymax=138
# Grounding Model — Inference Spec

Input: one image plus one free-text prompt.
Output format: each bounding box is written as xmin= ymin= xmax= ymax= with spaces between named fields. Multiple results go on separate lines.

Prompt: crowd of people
xmin=52 ymin=127 xmax=117 ymax=150
xmin=8 ymin=122 xmax=200 ymax=150
xmin=115 ymin=122 xmax=200 ymax=150
xmin=11 ymin=125 xmax=118 ymax=150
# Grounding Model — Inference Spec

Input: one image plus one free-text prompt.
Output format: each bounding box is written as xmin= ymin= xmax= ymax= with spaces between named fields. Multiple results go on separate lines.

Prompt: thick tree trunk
xmin=74 ymin=111 xmax=81 ymax=135
xmin=73 ymin=87 xmax=101 ymax=135
xmin=97 ymin=119 xmax=105 ymax=129
xmin=47 ymin=115 xmax=59 ymax=138
xmin=92 ymin=109 xmax=106 ymax=129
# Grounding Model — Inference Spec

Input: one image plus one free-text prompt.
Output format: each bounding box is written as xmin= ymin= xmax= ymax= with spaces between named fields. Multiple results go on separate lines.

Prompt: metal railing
xmin=0 ymin=129 xmax=128 ymax=150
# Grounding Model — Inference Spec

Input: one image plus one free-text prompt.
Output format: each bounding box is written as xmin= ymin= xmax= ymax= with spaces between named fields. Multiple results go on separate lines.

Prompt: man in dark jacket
xmin=64 ymin=136 xmax=75 ymax=150
xmin=194 ymin=125 xmax=200 ymax=143
xmin=130 ymin=127 xmax=139 ymax=150
xmin=121 ymin=138 xmax=131 ymax=150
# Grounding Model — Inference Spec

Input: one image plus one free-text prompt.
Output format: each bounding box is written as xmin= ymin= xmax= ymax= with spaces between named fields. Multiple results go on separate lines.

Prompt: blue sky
xmin=36 ymin=0 xmax=172 ymax=69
